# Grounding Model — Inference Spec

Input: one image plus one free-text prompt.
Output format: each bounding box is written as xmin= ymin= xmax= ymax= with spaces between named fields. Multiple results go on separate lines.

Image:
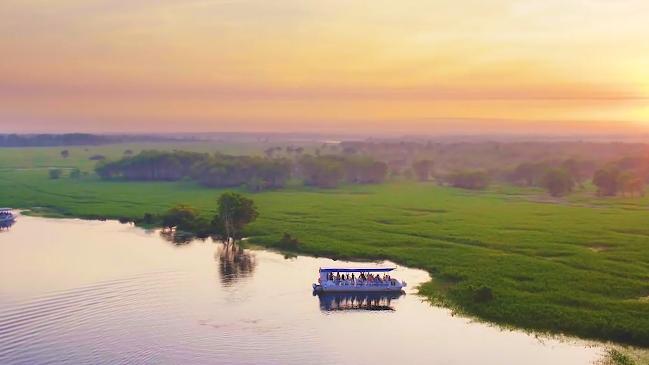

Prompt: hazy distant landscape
xmin=1 ymin=133 xmax=648 ymax=364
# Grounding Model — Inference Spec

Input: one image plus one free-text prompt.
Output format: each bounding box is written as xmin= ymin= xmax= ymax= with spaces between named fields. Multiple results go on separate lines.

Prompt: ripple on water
xmin=0 ymin=271 xmax=186 ymax=364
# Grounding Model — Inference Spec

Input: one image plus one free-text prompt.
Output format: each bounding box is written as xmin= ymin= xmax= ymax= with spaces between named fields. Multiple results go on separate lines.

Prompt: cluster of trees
xmin=443 ymin=170 xmax=490 ymax=190
xmin=507 ymin=159 xmax=596 ymax=190
xmin=505 ymin=160 xmax=594 ymax=197
xmin=299 ymin=155 xmax=388 ymax=188
xmin=504 ymin=157 xmax=648 ymax=197
xmin=593 ymin=167 xmax=645 ymax=197
xmin=95 ymin=150 xmax=387 ymax=190
xmin=194 ymin=155 xmax=292 ymax=191
xmin=338 ymin=140 xmax=648 ymax=175
xmin=158 ymin=192 xmax=258 ymax=243
xmin=406 ymin=154 xmax=648 ymax=197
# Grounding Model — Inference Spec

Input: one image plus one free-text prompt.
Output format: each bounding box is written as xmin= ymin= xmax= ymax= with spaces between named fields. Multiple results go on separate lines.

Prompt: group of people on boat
xmin=323 ymin=272 xmax=398 ymax=286
xmin=0 ymin=210 xmax=14 ymax=221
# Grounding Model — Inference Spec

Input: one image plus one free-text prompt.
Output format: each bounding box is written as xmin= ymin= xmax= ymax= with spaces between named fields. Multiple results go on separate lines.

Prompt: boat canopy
xmin=319 ymin=267 xmax=395 ymax=273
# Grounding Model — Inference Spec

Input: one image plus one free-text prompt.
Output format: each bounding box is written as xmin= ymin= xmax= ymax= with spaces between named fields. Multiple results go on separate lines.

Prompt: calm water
xmin=0 ymin=215 xmax=603 ymax=364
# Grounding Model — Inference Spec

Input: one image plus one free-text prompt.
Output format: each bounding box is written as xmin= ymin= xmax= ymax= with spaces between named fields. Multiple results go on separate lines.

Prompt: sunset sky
xmin=1 ymin=0 xmax=649 ymax=135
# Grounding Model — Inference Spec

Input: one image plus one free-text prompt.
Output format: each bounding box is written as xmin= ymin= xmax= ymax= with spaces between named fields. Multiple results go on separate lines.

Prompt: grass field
xmin=1 ymin=146 xmax=649 ymax=349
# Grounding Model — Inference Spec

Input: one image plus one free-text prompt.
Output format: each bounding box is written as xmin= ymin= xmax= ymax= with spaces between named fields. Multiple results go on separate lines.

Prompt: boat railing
xmin=328 ymin=280 xmax=399 ymax=287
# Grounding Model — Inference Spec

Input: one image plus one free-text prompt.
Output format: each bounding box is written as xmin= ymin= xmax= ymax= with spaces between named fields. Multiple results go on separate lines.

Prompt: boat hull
xmin=313 ymin=283 xmax=405 ymax=293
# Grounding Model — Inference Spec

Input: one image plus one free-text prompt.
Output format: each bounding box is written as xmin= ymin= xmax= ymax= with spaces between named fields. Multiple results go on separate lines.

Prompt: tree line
xmin=335 ymin=140 xmax=649 ymax=195
xmin=93 ymin=147 xmax=649 ymax=197
xmin=0 ymin=133 xmax=184 ymax=147
xmin=502 ymin=157 xmax=647 ymax=197
xmin=95 ymin=150 xmax=389 ymax=190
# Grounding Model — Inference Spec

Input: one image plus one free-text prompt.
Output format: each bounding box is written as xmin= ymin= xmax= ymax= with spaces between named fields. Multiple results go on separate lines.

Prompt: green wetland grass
xmin=1 ymin=154 xmax=649 ymax=348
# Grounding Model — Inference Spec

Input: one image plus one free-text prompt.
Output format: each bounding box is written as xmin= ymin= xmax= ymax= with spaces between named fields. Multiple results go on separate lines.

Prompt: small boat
xmin=312 ymin=267 xmax=406 ymax=293
xmin=0 ymin=208 xmax=15 ymax=224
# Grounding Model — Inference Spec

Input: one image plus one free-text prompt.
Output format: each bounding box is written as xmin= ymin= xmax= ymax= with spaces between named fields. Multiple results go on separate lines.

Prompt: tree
xmin=511 ymin=162 xmax=547 ymax=186
xmin=593 ymin=168 xmax=620 ymax=196
xmin=298 ymin=155 xmax=345 ymax=188
xmin=540 ymin=168 xmax=574 ymax=197
xmin=616 ymin=171 xmax=634 ymax=197
xmin=48 ymin=169 xmax=62 ymax=179
xmin=161 ymin=204 xmax=199 ymax=232
xmin=60 ymin=150 xmax=70 ymax=158
xmin=214 ymin=192 xmax=258 ymax=244
xmin=626 ymin=177 xmax=645 ymax=197
xmin=618 ymin=173 xmax=645 ymax=197
xmin=412 ymin=160 xmax=434 ymax=181
xmin=561 ymin=159 xmax=596 ymax=188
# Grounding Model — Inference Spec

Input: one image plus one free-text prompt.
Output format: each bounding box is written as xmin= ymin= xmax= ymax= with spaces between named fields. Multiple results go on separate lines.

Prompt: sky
xmin=1 ymin=0 xmax=649 ymax=135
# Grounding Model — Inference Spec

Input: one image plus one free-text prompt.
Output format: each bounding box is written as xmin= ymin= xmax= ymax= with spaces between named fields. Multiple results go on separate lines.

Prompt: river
xmin=0 ymin=215 xmax=603 ymax=364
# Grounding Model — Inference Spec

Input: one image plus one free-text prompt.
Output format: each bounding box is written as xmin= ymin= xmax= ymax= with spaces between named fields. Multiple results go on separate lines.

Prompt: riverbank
xmin=2 ymin=168 xmax=649 ymax=350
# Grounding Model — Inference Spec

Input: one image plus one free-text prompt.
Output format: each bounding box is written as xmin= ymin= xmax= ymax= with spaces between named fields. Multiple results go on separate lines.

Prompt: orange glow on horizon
xmin=1 ymin=0 xmax=648 ymax=134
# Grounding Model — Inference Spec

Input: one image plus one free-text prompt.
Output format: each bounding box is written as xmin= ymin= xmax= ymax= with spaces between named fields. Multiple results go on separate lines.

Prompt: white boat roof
xmin=319 ymin=267 xmax=395 ymax=273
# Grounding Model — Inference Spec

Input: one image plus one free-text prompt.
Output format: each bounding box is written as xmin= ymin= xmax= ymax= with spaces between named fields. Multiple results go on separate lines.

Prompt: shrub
xmin=278 ymin=233 xmax=301 ymax=251
xmin=161 ymin=204 xmax=198 ymax=231
xmin=48 ymin=169 xmax=62 ymax=179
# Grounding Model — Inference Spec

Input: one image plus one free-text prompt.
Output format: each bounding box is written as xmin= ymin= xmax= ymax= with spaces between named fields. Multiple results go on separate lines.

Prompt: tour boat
xmin=0 ymin=208 xmax=15 ymax=224
xmin=312 ymin=267 xmax=406 ymax=293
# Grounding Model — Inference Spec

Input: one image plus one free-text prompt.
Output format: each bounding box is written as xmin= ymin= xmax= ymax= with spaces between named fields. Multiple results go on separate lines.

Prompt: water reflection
xmin=316 ymin=292 xmax=403 ymax=311
xmin=215 ymin=243 xmax=256 ymax=286
xmin=159 ymin=229 xmax=199 ymax=245
xmin=0 ymin=219 xmax=15 ymax=231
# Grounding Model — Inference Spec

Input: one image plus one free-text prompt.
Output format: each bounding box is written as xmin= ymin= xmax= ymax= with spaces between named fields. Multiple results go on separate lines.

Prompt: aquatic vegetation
xmin=2 ymin=156 xmax=649 ymax=346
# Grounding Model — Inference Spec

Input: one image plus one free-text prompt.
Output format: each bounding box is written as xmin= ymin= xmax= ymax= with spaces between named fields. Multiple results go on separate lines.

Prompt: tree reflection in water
xmin=159 ymin=230 xmax=196 ymax=245
xmin=215 ymin=244 xmax=256 ymax=286
xmin=316 ymin=292 xmax=403 ymax=311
